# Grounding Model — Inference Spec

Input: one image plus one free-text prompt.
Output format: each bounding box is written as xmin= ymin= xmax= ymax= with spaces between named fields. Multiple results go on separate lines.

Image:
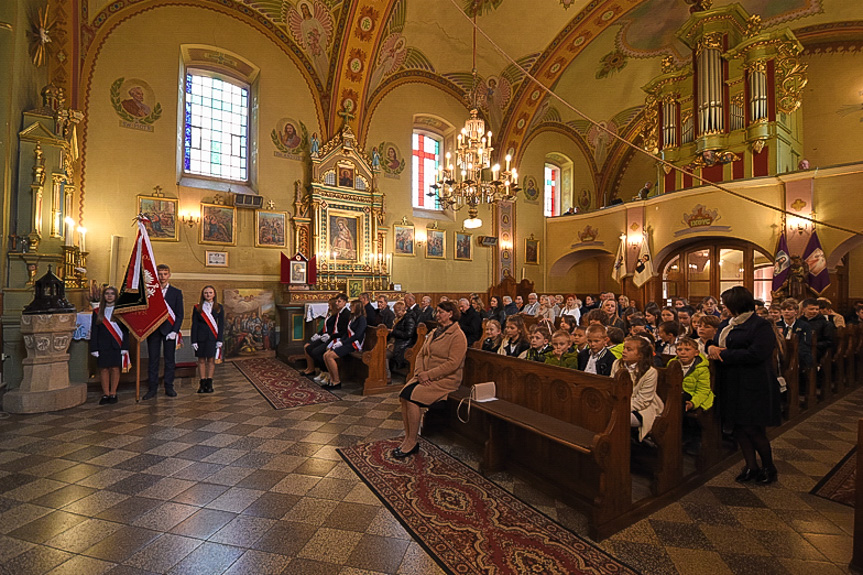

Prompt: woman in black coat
xmin=191 ymin=285 xmax=225 ymax=394
xmin=389 ymin=301 xmax=416 ymax=370
xmin=708 ymin=286 xmax=780 ymax=484
xmin=89 ymin=286 xmax=129 ymax=405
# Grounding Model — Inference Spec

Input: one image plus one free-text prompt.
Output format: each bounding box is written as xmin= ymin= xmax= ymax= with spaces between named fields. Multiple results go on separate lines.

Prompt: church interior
xmin=2 ymin=0 xmax=863 ymax=573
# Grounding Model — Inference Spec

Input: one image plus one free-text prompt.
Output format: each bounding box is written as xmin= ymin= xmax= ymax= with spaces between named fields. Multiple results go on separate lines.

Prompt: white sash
xmin=199 ymin=304 xmax=219 ymax=339
xmin=101 ymin=307 xmax=124 ymax=346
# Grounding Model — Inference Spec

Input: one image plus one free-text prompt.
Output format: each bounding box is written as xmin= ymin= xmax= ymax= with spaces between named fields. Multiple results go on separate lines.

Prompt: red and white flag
xmin=114 ymin=216 xmax=170 ymax=340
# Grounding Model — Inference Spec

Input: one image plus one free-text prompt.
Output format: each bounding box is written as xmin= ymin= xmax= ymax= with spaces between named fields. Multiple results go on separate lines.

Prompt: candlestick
xmin=77 ymin=227 xmax=87 ymax=252
xmin=64 ymin=217 xmax=75 ymax=247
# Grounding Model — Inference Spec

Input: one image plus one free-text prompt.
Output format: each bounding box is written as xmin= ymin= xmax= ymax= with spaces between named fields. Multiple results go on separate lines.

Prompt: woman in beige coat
xmin=395 ymin=300 xmax=468 ymax=458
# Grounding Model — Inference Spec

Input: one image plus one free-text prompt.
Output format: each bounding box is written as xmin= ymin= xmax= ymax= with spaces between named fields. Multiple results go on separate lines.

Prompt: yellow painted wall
xmin=80 ymin=6 xmax=321 ymax=314
xmin=802 ymin=51 xmax=863 ymax=167
xmin=613 ymin=149 xmax=657 ymax=203
xmin=518 ymin=130 xmax=596 ymax=292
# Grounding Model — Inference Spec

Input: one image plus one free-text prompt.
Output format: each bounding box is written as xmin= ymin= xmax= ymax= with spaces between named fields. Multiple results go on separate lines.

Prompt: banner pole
xmin=136 ymin=339 xmax=141 ymax=402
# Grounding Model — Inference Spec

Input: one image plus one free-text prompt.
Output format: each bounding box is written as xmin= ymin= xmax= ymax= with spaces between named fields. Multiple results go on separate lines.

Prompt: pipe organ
xmin=642 ymin=5 xmax=806 ymax=193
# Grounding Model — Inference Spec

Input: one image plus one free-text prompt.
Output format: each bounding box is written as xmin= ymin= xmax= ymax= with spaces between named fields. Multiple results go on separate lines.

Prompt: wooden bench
xmin=636 ymin=365 xmax=683 ymax=496
xmin=442 ymin=348 xmax=633 ymax=540
xmin=339 ymin=324 xmax=391 ymax=395
xmin=403 ymin=322 xmax=429 ymax=379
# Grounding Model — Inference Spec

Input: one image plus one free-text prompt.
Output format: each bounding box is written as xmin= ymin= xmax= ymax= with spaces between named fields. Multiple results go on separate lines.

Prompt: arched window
xmin=661 ymin=240 xmax=773 ymax=304
xmin=412 ymin=131 xmax=442 ymax=210
xmin=544 ymin=163 xmax=560 ymax=217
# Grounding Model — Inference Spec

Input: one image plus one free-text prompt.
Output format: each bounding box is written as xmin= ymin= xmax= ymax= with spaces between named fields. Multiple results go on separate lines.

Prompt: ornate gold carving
xmin=661 ymin=56 xmax=676 ymax=74
xmin=776 ymin=43 xmax=808 ymax=114
xmin=642 ymin=95 xmax=660 ymax=154
xmin=696 ymin=32 xmax=723 ymax=57
xmin=751 ymin=139 xmax=766 ymax=154
xmin=745 ymin=14 xmax=762 ymax=38
xmin=731 ymin=93 xmax=745 ymax=107
xmin=685 ymin=0 xmax=713 ymax=13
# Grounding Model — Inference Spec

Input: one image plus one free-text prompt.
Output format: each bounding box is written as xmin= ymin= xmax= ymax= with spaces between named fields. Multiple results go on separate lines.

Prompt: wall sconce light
xmin=180 ymin=211 xmax=200 ymax=227
xmin=787 ymin=215 xmax=811 ymax=235
xmin=415 ymin=230 xmax=427 ymax=247
xmin=500 ymin=239 xmax=513 ymax=251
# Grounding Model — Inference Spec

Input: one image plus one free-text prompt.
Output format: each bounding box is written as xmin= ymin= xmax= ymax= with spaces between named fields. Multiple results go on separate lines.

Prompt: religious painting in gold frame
xmin=200 ymin=203 xmax=237 ymax=246
xmin=426 ymin=229 xmax=445 ymax=259
xmin=454 ymin=231 xmax=472 ymax=261
xmin=327 ymin=211 xmax=362 ymax=262
xmin=254 ymin=210 xmax=287 ymax=248
xmin=138 ymin=195 xmax=178 ymax=241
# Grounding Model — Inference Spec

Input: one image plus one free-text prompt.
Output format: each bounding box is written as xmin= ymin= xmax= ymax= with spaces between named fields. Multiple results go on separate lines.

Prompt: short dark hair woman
xmin=395 ymin=300 xmax=467 ymax=458
xmin=707 ymin=286 xmax=781 ymax=484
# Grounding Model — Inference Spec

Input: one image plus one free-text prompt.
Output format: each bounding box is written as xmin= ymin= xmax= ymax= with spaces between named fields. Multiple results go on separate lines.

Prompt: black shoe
xmin=323 ymin=382 xmax=341 ymax=390
xmin=392 ymin=444 xmax=420 ymax=459
xmin=99 ymin=395 xmax=110 ymax=405
xmin=108 ymin=395 xmax=118 ymax=404
xmin=165 ymin=389 xmax=178 ymax=397
xmin=735 ymin=466 xmax=760 ymax=483
xmin=197 ymin=379 xmax=206 ymax=394
xmin=142 ymin=391 xmax=157 ymax=400
xmin=204 ymin=379 xmax=214 ymax=393
xmin=757 ymin=466 xmax=778 ymax=484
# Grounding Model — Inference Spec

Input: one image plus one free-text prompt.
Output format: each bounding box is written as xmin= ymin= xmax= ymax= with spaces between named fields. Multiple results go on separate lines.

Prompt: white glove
xmin=166 ymin=332 xmax=177 ymax=341
xmin=216 ymin=342 xmax=222 ymax=349
xmin=91 ymin=351 xmax=99 ymax=358
xmin=320 ymin=334 xmax=331 ymax=343
xmin=192 ymin=343 xmax=199 ymax=351
xmin=311 ymin=333 xmax=321 ymax=342
xmin=332 ymin=341 xmax=342 ymax=349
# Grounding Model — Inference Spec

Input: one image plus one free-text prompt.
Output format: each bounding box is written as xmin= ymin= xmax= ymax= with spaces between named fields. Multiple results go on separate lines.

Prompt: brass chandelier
xmin=427 ymin=6 xmax=520 ymax=229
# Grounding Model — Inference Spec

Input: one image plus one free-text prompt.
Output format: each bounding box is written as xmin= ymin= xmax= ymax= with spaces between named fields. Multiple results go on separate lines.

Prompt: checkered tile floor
xmin=0 ymin=362 xmax=857 ymax=574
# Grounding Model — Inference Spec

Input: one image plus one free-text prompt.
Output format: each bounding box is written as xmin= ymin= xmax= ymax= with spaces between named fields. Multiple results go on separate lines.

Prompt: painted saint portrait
xmin=394 ymin=225 xmax=414 ymax=256
xmin=455 ymin=232 xmax=472 ymax=261
xmin=377 ymin=141 xmax=405 ymax=176
xmin=426 ymin=229 xmax=445 ymax=259
xmin=338 ymin=166 xmax=355 ymax=188
xmin=138 ymin=196 xmax=177 ymax=241
xmin=200 ymin=204 xmax=236 ymax=245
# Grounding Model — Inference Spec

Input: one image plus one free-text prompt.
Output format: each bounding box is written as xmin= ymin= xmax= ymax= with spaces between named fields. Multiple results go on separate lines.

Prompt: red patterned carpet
xmin=339 ymin=438 xmax=640 ymax=575
xmin=234 ymin=358 xmax=339 ymax=410
xmin=812 ymin=447 xmax=856 ymax=507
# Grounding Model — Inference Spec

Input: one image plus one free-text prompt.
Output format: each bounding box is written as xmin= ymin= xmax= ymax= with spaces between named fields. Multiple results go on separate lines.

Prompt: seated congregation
xmin=298 ymin=284 xmax=863 ymax=538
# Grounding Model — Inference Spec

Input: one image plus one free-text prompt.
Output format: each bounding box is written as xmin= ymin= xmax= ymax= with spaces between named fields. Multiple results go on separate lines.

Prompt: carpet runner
xmin=811 ymin=447 xmax=856 ymax=507
xmin=234 ymin=358 xmax=339 ymax=410
xmin=338 ymin=438 xmax=640 ymax=575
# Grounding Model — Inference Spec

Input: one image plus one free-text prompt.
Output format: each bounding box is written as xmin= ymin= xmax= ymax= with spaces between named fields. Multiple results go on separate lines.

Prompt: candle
xmin=522 ymin=267 xmax=525 ymax=280
xmin=77 ymin=227 xmax=87 ymax=252
xmin=64 ymin=217 xmax=75 ymax=247
xmin=505 ymin=154 xmax=512 ymax=171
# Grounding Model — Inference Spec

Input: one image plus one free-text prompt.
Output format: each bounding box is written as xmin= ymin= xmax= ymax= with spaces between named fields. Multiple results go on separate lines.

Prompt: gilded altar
xmin=290 ymin=123 xmax=389 ymax=293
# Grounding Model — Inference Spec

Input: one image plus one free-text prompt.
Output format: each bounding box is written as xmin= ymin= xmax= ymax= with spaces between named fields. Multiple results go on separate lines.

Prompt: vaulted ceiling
xmin=76 ymin=0 xmax=860 ymax=166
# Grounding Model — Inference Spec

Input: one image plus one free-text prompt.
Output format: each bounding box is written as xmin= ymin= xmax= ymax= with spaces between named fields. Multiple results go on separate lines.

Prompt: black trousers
xmin=147 ymin=331 xmax=177 ymax=391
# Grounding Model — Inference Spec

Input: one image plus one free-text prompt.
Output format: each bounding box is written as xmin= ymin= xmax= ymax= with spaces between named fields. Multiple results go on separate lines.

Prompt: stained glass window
xmin=183 ymin=72 xmax=249 ymax=182
xmin=412 ymin=132 xmax=441 ymax=210
xmin=544 ymin=163 xmax=560 ymax=217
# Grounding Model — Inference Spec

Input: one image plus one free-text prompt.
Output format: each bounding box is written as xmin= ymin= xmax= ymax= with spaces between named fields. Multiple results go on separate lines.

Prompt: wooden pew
xmin=339 ymin=324 xmax=391 ymax=395
xmin=403 ymin=322 xmax=429 ymax=379
xmin=783 ymin=335 xmax=801 ymax=420
xmin=443 ymin=349 xmax=633 ymax=540
xmin=852 ymin=418 xmax=863 ymax=573
xmin=634 ymin=364 xmax=683 ymax=496
xmin=691 ymin=361 xmax=725 ymax=473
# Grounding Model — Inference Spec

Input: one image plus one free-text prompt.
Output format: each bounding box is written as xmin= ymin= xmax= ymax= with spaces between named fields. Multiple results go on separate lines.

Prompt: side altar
xmin=278 ymin=123 xmax=394 ymax=358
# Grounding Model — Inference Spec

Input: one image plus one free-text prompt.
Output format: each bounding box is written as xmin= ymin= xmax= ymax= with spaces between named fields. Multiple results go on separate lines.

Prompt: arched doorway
xmin=660 ymin=240 xmax=773 ymax=305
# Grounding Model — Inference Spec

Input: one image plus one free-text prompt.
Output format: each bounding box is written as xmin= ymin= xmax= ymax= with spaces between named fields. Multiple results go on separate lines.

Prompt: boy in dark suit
xmin=144 ymin=264 xmax=184 ymax=400
xmin=578 ymin=324 xmax=615 ymax=376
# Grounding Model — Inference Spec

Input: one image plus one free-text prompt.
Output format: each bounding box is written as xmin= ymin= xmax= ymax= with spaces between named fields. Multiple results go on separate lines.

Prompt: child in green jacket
xmin=668 ymin=336 xmax=714 ymax=412
xmin=544 ymin=330 xmax=580 ymax=369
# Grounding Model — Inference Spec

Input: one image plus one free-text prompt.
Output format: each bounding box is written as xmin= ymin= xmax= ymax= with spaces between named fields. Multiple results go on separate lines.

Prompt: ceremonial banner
xmin=115 ymin=217 xmax=170 ymax=340
xmin=803 ymin=230 xmax=830 ymax=294
xmin=633 ymin=240 xmax=654 ymax=288
xmin=612 ymin=239 xmax=626 ymax=284
xmin=772 ymin=233 xmax=791 ymax=293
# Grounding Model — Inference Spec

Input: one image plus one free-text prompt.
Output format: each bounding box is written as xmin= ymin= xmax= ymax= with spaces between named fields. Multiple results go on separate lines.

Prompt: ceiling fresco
xmin=76 ymin=0 xmax=863 ymax=164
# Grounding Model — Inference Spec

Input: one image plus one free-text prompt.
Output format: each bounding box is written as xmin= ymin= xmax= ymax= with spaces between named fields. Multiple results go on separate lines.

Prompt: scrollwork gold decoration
xmin=642 ymin=95 xmax=660 ymax=154
xmin=775 ymin=43 xmax=808 ymax=114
